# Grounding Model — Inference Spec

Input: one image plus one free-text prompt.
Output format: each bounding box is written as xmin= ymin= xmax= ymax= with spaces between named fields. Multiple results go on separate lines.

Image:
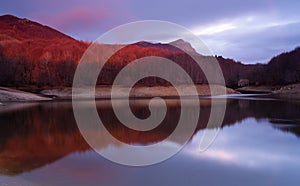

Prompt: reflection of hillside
xmin=0 ymin=98 xmax=299 ymax=175
xmin=0 ymin=102 xmax=88 ymax=175
xmin=269 ymin=118 xmax=300 ymax=137
xmin=223 ymin=99 xmax=300 ymax=137
xmin=224 ymin=99 xmax=300 ymax=123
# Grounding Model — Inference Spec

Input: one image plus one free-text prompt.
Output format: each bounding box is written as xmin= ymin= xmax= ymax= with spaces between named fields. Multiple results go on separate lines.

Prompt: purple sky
xmin=1 ymin=0 xmax=300 ymax=64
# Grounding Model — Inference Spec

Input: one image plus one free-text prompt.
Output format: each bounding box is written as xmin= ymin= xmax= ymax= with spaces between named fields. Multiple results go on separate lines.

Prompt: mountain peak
xmin=169 ymin=39 xmax=197 ymax=54
xmin=171 ymin=39 xmax=186 ymax=44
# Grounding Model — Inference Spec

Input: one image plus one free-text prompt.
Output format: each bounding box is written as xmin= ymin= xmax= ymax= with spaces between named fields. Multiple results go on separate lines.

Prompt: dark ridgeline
xmin=0 ymin=14 xmax=299 ymax=88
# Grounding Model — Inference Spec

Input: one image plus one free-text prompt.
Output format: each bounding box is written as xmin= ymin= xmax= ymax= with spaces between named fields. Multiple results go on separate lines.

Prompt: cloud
xmin=190 ymin=14 xmax=300 ymax=63
xmin=51 ymin=7 xmax=111 ymax=30
xmin=192 ymin=23 xmax=236 ymax=36
xmin=30 ymin=6 xmax=112 ymax=40
xmin=2 ymin=0 xmax=134 ymax=40
xmin=192 ymin=14 xmax=300 ymax=37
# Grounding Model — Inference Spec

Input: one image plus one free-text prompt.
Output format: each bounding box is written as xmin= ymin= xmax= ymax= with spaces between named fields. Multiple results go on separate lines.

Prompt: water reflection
xmin=188 ymin=118 xmax=300 ymax=166
xmin=0 ymin=98 xmax=300 ymax=185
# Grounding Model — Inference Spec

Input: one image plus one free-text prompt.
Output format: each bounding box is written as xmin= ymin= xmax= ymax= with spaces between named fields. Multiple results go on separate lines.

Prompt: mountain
xmin=0 ymin=14 xmax=89 ymax=86
xmin=0 ymin=14 xmax=74 ymax=40
xmin=169 ymin=39 xmax=198 ymax=54
xmin=0 ymin=14 xmax=299 ymax=87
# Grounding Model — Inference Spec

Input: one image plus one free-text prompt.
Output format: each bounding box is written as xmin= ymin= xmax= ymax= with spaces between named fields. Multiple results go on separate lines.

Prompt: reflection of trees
xmin=0 ymin=99 xmax=299 ymax=175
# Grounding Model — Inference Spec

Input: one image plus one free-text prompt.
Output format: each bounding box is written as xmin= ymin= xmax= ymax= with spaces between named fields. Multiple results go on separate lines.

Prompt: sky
xmin=1 ymin=0 xmax=300 ymax=64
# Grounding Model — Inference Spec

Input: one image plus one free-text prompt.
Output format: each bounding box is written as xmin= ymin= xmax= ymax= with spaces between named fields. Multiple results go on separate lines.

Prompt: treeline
xmin=216 ymin=47 xmax=300 ymax=87
xmin=86 ymin=43 xmax=300 ymax=87
xmin=0 ymin=41 xmax=299 ymax=87
xmin=0 ymin=38 xmax=88 ymax=87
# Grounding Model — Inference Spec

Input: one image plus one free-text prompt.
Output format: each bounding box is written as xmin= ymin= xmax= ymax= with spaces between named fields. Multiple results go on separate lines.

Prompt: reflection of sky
xmin=2 ymin=117 xmax=300 ymax=186
xmin=186 ymin=118 xmax=300 ymax=168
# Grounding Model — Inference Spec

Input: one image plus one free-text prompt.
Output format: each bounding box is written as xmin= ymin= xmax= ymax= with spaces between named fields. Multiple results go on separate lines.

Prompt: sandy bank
xmin=41 ymin=84 xmax=238 ymax=100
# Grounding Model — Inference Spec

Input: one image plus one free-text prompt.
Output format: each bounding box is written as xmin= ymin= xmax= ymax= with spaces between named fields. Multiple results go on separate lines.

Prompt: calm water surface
xmin=0 ymin=97 xmax=300 ymax=186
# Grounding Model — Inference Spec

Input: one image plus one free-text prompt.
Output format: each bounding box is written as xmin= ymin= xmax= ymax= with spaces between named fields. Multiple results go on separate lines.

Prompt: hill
xmin=0 ymin=14 xmax=88 ymax=86
xmin=264 ymin=47 xmax=300 ymax=85
xmin=0 ymin=14 xmax=299 ymax=88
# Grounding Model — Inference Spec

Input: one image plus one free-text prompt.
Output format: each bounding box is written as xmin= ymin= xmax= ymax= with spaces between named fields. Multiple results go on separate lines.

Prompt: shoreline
xmin=236 ymin=83 xmax=300 ymax=99
xmin=0 ymin=84 xmax=237 ymax=102
xmin=1 ymin=83 xmax=300 ymax=103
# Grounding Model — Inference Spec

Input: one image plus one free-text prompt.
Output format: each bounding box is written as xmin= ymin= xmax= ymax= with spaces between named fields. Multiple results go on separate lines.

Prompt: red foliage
xmin=0 ymin=14 xmax=299 ymax=87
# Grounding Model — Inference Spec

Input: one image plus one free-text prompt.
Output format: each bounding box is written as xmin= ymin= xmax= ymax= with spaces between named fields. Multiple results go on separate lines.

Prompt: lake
xmin=0 ymin=96 xmax=300 ymax=186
